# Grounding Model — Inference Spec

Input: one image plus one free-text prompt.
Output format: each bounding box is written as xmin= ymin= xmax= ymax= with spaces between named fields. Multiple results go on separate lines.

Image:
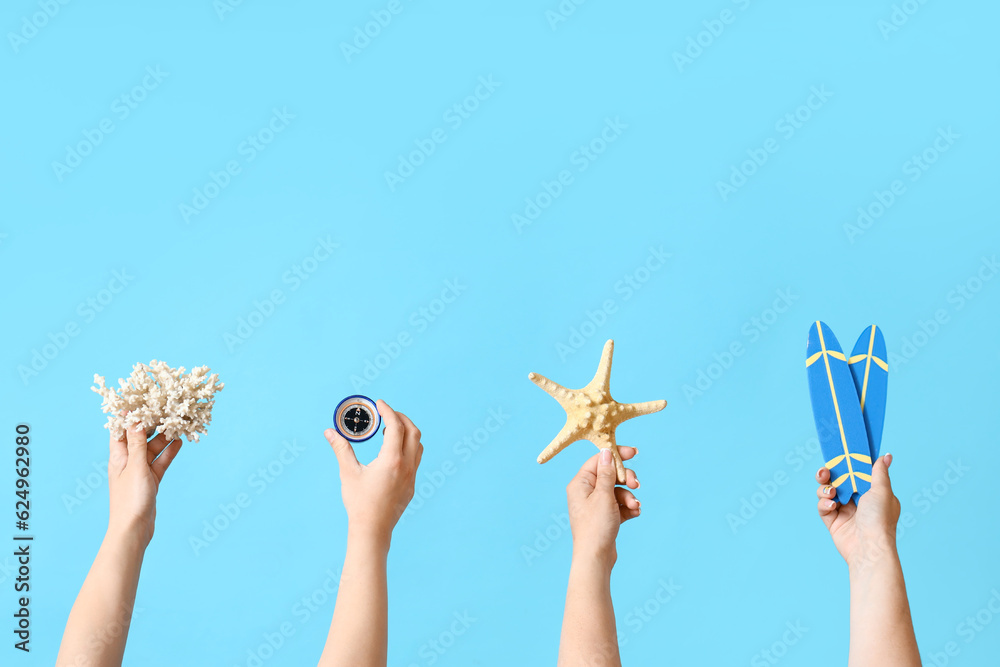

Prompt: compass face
xmin=343 ymin=406 xmax=371 ymax=435
xmin=333 ymin=395 xmax=381 ymax=442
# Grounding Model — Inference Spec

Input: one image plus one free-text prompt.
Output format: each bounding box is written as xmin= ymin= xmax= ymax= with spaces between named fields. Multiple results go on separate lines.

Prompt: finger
xmin=151 ymin=439 xmax=183 ymax=481
xmin=817 ymin=496 xmax=839 ymax=530
xmin=871 ymin=453 xmax=893 ymax=493
xmin=324 ymin=429 xmax=360 ymax=473
xmin=624 ymin=467 xmax=639 ymax=490
xmin=125 ymin=421 xmax=148 ymax=467
xmin=614 ymin=487 xmax=640 ymax=511
xmin=376 ymin=399 xmax=404 ymax=460
xmin=619 ymin=505 xmax=641 ymax=524
xmin=815 ymin=467 xmax=831 ymax=484
xmin=618 ymin=446 xmax=637 ymax=462
xmin=595 ymin=448 xmax=617 ymax=495
xmin=109 ymin=430 xmax=128 ymax=476
xmin=147 ymin=433 xmax=170 ymax=464
xmin=816 ymin=484 xmax=836 ymax=501
xmin=395 ymin=412 xmax=422 ymax=466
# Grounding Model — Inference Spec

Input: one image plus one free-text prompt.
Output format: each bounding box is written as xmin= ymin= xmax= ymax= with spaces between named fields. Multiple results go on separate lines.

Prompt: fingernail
xmin=634 ymin=476 xmax=640 ymax=488
xmin=826 ymin=500 xmax=836 ymax=509
xmin=600 ymin=448 xmax=612 ymax=464
xmin=816 ymin=467 xmax=825 ymax=479
xmin=883 ymin=453 xmax=893 ymax=467
xmin=823 ymin=485 xmax=833 ymax=495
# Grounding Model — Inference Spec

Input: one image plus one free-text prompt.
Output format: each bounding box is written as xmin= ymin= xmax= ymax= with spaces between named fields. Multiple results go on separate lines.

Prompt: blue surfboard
xmin=849 ymin=326 xmax=889 ymax=461
xmin=806 ymin=321 xmax=873 ymax=505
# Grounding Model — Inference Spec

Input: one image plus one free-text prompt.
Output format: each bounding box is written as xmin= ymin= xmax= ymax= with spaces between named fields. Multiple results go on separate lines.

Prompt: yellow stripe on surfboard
xmin=816 ymin=322 xmax=858 ymax=493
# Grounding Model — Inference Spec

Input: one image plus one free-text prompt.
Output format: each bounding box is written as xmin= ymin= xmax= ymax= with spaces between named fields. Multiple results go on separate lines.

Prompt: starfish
xmin=529 ymin=339 xmax=667 ymax=483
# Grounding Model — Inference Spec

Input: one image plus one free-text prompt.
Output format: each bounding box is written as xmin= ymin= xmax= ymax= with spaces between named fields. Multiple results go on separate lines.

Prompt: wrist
xmin=847 ymin=533 xmax=900 ymax=576
xmin=346 ymin=525 xmax=392 ymax=557
xmin=571 ymin=544 xmax=616 ymax=578
xmin=103 ymin=525 xmax=150 ymax=557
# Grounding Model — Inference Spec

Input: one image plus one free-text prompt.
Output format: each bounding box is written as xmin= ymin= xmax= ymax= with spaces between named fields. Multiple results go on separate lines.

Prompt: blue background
xmin=3 ymin=0 xmax=998 ymax=665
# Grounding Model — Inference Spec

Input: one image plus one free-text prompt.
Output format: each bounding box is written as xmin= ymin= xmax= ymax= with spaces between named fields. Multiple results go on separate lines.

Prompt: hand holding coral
xmin=324 ymin=400 xmax=423 ymax=551
xmin=816 ymin=453 xmax=901 ymax=570
xmin=566 ymin=447 xmax=641 ymax=572
xmin=107 ymin=422 xmax=184 ymax=546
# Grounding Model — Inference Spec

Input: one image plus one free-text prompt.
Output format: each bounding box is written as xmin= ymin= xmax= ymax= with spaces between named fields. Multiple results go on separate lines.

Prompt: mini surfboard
xmin=849 ymin=325 xmax=889 ymax=461
xmin=806 ymin=321 xmax=873 ymax=505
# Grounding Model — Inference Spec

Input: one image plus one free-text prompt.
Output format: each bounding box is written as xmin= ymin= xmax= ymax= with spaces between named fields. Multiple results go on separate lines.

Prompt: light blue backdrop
xmin=2 ymin=1 xmax=998 ymax=665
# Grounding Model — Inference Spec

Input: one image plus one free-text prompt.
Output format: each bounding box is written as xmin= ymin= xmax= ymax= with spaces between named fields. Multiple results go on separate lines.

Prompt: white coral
xmin=92 ymin=360 xmax=224 ymax=442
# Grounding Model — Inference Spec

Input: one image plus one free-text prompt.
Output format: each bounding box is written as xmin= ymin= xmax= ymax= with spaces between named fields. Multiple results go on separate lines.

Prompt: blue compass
xmin=333 ymin=395 xmax=381 ymax=442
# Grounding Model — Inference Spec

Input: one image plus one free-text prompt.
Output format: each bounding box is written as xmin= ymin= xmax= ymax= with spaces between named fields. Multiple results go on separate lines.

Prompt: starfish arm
xmin=588 ymin=339 xmax=615 ymax=391
xmin=619 ymin=399 xmax=667 ymax=420
xmin=537 ymin=422 xmax=583 ymax=464
xmin=613 ymin=446 xmax=626 ymax=485
xmin=529 ymin=372 xmax=573 ymax=404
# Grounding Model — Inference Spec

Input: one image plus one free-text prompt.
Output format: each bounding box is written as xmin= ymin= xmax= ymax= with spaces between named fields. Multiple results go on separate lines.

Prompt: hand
xmin=566 ymin=447 xmax=641 ymax=571
xmin=816 ymin=453 xmax=901 ymax=570
xmin=324 ymin=400 xmax=423 ymax=551
xmin=107 ymin=421 xmax=183 ymax=546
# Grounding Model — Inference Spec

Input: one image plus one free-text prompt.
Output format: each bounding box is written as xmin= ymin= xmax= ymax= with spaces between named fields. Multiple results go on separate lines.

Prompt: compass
xmin=333 ymin=395 xmax=381 ymax=442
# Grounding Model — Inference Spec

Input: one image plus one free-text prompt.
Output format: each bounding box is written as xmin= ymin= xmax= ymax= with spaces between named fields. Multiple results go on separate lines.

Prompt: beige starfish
xmin=529 ymin=339 xmax=667 ymax=483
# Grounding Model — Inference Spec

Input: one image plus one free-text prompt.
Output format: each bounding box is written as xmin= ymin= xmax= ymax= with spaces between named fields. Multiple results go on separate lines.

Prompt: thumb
xmin=595 ymin=448 xmax=617 ymax=495
xmin=324 ymin=429 xmax=359 ymax=473
xmin=124 ymin=421 xmax=148 ymax=468
xmin=870 ymin=453 xmax=893 ymax=494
